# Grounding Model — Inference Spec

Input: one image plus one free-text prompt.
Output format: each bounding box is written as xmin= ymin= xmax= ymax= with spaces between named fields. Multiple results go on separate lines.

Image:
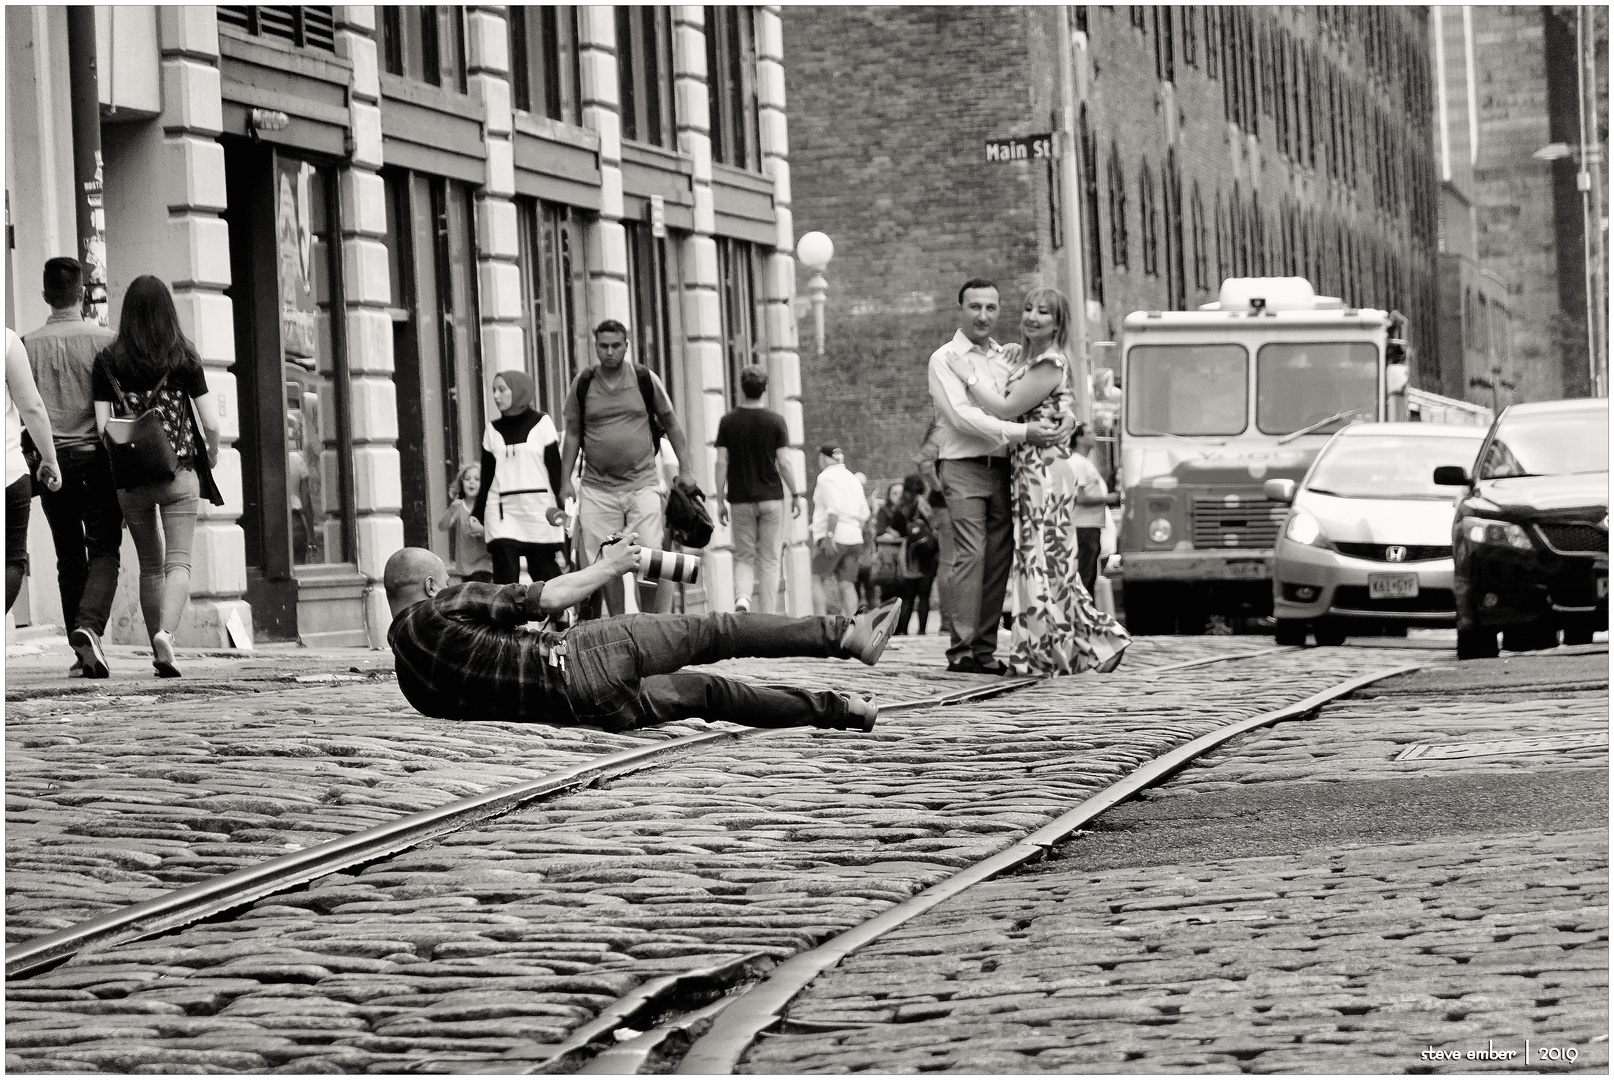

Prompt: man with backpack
xmin=559 ymin=320 xmax=696 ymax=616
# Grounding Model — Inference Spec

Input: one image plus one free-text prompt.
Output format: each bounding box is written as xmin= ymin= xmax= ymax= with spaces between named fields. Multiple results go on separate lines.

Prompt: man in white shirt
xmin=928 ymin=278 xmax=1069 ymax=674
xmin=1062 ymin=422 xmax=1121 ymax=597
xmin=809 ymin=444 xmax=869 ymax=616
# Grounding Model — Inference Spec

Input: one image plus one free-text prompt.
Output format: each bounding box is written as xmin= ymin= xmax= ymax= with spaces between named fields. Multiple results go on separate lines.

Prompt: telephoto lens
xmin=636 ymin=548 xmax=701 ymax=584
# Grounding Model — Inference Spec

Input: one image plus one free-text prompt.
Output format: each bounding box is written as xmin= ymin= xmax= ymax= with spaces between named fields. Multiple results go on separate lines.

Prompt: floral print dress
xmin=1005 ymin=349 xmax=1132 ymax=676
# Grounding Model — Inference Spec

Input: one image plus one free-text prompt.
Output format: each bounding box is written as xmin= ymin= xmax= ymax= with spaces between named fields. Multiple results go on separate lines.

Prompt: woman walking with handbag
xmin=92 ymin=276 xmax=223 ymax=678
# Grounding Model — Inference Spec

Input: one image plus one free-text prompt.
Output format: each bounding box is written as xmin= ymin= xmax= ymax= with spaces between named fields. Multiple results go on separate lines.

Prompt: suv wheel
xmin=1274 ymin=619 xmax=1308 ymax=647
xmin=1456 ymin=628 xmax=1500 ymax=660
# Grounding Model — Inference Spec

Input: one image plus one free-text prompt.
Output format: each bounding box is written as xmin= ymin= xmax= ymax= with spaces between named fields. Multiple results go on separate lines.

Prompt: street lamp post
xmin=797 ymin=231 xmax=834 ymax=357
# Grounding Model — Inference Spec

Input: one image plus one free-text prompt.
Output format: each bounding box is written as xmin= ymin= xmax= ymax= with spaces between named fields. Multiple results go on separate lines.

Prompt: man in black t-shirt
xmin=714 ymin=365 xmax=803 ymax=614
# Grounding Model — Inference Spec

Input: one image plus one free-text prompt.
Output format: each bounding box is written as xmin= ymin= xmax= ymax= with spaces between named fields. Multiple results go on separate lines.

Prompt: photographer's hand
xmin=600 ymin=532 xmax=642 ymax=576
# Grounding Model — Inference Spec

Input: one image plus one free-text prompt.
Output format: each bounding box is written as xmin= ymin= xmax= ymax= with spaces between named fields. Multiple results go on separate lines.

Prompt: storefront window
xmin=276 ymin=157 xmax=355 ymax=566
xmin=518 ymin=198 xmax=591 ymax=419
xmin=382 ymin=168 xmax=483 ymax=555
xmin=715 ymin=236 xmax=766 ymax=406
xmin=624 ymin=220 xmax=681 ymax=406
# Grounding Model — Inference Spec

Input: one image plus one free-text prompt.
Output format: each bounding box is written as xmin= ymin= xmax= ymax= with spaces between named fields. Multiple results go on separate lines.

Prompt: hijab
xmin=496 ymin=371 xmax=536 ymax=416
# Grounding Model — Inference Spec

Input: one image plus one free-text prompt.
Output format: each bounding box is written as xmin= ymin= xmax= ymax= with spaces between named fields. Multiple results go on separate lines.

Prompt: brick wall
xmin=786 ymin=5 xmax=1444 ymax=487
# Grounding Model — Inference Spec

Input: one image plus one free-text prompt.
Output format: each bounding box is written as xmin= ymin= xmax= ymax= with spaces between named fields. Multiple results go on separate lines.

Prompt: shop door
xmin=385 ymin=171 xmax=483 ymax=557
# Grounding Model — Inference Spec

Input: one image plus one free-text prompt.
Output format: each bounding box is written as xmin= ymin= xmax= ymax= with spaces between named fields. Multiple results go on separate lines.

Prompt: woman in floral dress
xmin=945 ymin=286 xmax=1130 ymax=676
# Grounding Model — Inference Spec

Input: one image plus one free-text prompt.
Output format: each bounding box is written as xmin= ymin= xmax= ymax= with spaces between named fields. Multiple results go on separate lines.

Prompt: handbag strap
xmin=104 ymin=364 xmax=173 ymax=418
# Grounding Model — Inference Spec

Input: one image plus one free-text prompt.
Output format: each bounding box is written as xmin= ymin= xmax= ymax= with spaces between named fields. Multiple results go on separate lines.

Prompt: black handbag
xmin=102 ymin=368 xmax=179 ymax=489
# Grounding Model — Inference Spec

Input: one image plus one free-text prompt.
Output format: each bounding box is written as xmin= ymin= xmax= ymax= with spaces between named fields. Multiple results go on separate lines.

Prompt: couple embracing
xmin=928 ymin=278 xmax=1130 ymax=677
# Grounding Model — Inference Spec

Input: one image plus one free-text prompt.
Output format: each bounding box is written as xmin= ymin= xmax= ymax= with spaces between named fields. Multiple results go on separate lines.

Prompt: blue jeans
xmin=729 ymin=499 xmax=784 ymax=613
xmin=117 ymin=468 xmax=200 ymax=640
xmin=6 ymin=474 xmax=32 ymax=613
xmin=37 ymin=443 xmax=124 ymax=634
xmin=560 ymin=611 xmax=855 ymax=732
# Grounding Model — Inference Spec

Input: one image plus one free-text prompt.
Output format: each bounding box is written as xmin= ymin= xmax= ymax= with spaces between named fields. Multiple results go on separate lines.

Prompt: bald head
xmin=384 ymin=547 xmax=449 ymax=618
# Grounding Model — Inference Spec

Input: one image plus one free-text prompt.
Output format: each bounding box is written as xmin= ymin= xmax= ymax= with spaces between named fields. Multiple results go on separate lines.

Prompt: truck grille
xmin=1535 ymin=523 xmax=1608 ymax=555
xmin=1192 ymin=498 xmax=1285 ymax=550
xmin=1334 ymin=543 xmax=1451 ymax=562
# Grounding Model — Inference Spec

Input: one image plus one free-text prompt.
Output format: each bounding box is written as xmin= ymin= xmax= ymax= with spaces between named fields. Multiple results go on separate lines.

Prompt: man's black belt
xmin=950 ymin=455 xmax=1011 ymax=467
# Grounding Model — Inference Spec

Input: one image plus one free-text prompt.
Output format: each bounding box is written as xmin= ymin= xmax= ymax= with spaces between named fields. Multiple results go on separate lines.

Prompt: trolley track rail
xmin=5 ymin=645 xmax=1431 ymax=1076
xmin=3 ymin=649 xmax=1284 ymax=980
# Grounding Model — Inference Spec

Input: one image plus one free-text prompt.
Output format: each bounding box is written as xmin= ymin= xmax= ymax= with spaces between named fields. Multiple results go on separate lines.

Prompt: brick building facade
xmin=7 ymin=4 xmax=815 ymax=647
xmin=786 ymin=6 xmax=1442 ymax=485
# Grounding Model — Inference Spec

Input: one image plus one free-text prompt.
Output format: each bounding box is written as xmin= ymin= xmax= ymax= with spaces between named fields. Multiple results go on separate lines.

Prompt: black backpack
xmin=904 ymin=512 xmax=940 ymax=566
xmin=575 ymin=364 xmax=666 ymax=454
xmin=665 ymin=478 xmax=714 ymax=549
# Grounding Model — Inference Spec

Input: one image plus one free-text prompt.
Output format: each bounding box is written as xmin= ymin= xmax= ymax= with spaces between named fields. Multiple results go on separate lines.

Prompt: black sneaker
xmin=837 ymin=692 xmax=878 ymax=732
xmin=840 ymin=599 xmax=902 ymax=666
xmin=70 ymin=628 xmax=109 ymax=679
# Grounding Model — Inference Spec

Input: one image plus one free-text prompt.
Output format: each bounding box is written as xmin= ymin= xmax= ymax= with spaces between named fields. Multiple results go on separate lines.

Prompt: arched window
xmin=1462 ymin=287 xmax=1474 ymax=355
xmin=1229 ymin=187 xmax=1246 ymax=277
xmin=1080 ymin=106 xmax=1104 ymax=303
xmin=1165 ymin=150 xmax=1185 ymax=308
xmin=1108 ymin=143 xmax=1129 ymax=270
xmin=1250 ymin=192 xmax=1265 ymax=277
xmin=1214 ymin=188 xmax=1228 ymax=284
xmin=1140 ymin=157 xmax=1160 ymax=278
xmin=1191 ymin=181 xmax=1209 ymax=293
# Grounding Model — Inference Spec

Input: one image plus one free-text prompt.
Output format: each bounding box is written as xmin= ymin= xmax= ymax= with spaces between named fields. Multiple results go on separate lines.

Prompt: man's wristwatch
xmin=965 ymin=373 xmax=979 ymax=388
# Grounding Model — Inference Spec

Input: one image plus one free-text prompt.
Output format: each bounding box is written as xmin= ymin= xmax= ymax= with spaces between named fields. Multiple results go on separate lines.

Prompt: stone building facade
xmin=6 ymin=4 xmax=814 ymax=648
xmin=786 ymin=6 xmax=1443 ymax=484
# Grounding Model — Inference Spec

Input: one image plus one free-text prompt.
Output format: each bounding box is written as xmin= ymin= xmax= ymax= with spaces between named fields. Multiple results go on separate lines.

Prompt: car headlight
xmin=1284 ymin=509 xmax=1329 ymax=548
xmin=1147 ymin=518 xmax=1173 ymax=543
xmin=1461 ymin=516 xmax=1534 ymax=551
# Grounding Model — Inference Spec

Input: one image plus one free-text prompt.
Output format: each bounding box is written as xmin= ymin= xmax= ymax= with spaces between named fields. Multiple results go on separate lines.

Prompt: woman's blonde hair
xmin=1022 ymin=285 xmax=1071 ymax=354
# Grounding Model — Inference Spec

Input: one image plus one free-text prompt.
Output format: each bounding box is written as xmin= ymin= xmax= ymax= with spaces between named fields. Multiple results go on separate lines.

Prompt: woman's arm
xmin=943 ymin=353 xmax=1065 ymax=419
xmin=7 ymin=340 xmax=60 ymax=489
xmin=192 ymin=391 xmax=221 ymax=467
xmin=94 ymin=400 xmax=112 ymax=435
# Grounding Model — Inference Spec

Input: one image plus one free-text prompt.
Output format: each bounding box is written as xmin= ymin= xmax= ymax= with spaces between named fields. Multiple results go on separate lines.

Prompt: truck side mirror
xmin=1263 ymin=478 xmax=1298 ymax=504
xmin=1432 ymin=466 xmax=1471 ymax=486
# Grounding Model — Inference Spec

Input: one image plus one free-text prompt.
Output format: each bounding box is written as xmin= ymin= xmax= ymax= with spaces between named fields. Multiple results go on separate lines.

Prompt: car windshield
xmin=1307 ymin=433 xmax=1486 ymax=499
xmin=1478 ymin=408 xmax=1610 ymax=479
xmin=1256 ymin=342 xmax=1379 ymax=435
xmin=1125 ymin=344 xmax=1248 ymax=437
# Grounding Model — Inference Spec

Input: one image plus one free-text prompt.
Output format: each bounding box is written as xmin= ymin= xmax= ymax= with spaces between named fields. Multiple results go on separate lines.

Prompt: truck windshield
xmin=1125 ymin=344 xmax=1248 ymax=437
xmin=1256 ymin=342 xmax=1378 ymax=435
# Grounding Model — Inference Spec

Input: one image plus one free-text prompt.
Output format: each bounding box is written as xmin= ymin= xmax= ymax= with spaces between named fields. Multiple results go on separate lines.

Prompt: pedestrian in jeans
xmin=809 ymin=444 xmax=869 ymax=616
xmin=385 ymin=539 xmax=902 ymax=731
xmin=559 ymin=320 xmax=697 ymax=616
xmin=6 ymin=329 xmax=63 ymax=613
xmin=92 ymin=276 xmax=223 ymax=679
xmin=22 ymin=258 xmax=120 ymax=676
xmin=714 ymin=364 xmax=803 ymax=613
xmin=1063 ymin=422 xmax=1120 ymax=597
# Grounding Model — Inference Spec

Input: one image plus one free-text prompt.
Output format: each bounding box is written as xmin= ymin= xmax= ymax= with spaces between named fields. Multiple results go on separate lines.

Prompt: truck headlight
xmin=1147 ymin=518 xmax=1173 ymax=543
xmin=1462 ymin=516 xmax=1533 ymax=552
xmin=1284 ymin=509 xmax=1329 ymax=548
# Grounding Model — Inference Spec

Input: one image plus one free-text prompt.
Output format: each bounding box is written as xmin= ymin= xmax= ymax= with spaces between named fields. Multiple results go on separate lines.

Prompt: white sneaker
xmin=734 ymin=596 xmax=751 ymax=613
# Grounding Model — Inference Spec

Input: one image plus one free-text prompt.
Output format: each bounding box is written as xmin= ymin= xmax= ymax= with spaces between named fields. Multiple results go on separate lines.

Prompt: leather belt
xmin=951 ymin=455 xmax=1011 ymax=467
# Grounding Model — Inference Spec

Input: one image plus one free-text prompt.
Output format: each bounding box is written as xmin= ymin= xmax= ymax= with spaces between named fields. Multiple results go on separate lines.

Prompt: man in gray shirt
xmin=559 ymin=320 xmax=697 ymax=616
xmin=22 ymin=258 xmax=120 ymax=678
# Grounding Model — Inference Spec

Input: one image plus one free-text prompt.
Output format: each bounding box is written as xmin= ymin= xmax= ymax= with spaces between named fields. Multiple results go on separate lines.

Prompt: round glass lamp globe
xmin=797 ymin=231 xmax=834 ymax=270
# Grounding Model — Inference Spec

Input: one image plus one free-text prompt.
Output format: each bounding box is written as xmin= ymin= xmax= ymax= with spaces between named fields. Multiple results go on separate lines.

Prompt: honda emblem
xmin=1386 ymin=545 xmax=1408 ymax=562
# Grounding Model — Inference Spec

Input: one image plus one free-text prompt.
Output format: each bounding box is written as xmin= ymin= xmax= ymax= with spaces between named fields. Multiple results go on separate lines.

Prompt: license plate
xmin=1369 ymin=573 xmax=1419 ymax=599
xmin=1225 ymin=560 xmax=1267 ymax=580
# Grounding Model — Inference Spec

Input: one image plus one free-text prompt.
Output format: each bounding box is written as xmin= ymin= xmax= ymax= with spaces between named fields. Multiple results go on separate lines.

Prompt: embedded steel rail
xmin=1 ymin=647 xmax=1282 ymax=981
xmin=670 ymin=662 xmax=1425 ymax=1075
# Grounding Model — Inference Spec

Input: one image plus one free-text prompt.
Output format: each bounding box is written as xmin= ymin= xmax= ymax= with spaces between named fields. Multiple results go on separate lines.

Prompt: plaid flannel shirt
xmin=388 ymin=581 xmax=563 ymax=720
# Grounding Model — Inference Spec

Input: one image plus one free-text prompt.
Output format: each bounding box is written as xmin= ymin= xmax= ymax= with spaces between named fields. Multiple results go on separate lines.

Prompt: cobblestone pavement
xmin=2 ymin=633 xmax=1429 ymax=1073
xmin=745 ymin=648 xmax=1609 ymax=1075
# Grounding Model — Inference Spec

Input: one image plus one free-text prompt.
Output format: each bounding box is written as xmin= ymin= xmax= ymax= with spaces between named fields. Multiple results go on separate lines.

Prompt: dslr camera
xmin=599 ymin=533 xmax=701 ymax=585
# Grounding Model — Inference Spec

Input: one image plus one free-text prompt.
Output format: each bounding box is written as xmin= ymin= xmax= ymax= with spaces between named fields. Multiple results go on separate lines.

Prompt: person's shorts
xmin=812 ymin=541 xmax=862 ymax=582
xmin=577 ymin=484 xmax=664 ymax=564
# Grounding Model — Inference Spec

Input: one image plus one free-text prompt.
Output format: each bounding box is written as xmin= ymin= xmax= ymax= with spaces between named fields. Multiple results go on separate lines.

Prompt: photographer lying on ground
xmin=385 ymin=534 xmax=900 ymax=733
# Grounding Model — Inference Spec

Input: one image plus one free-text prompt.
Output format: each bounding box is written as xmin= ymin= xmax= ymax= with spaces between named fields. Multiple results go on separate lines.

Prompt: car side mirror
xmin=1432 ymin=466 xmax=1471 ymax=486
xmin=1263 ymin=478 xmax=1298 ymax=504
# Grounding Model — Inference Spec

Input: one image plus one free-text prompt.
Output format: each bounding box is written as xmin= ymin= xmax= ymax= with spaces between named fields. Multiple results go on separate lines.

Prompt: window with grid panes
xmin=216 ymin=6 xmax=337 ymax=51
xmin=617 ymin=6 xmax=674 ymax=148
xmin=623 ymin=220 xmax=679 ymax=405
xmin=1183 ymin=5 xmax=1197 ymax=66
xmin=1153 ymin=6 xmax=1174 ymax=82
xmin=707 ymin=6 xmax=761 ymax=170
xmin=715 ymin=238 xmax=767 ymax=408
xmin=508 ymin=6 xmax=581 ymax=124
xmin=381 ymin=6 xmax=465 ymax=90
xmin=517 ymin=198 xmax=590 ymax=421
xmin=1204 ymin=6 xmax=1218 ymax=80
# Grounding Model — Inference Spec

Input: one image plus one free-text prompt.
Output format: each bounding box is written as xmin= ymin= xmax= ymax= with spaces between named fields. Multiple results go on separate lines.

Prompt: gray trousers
xmin=939 ymin=457 xmax=1013 ymax=666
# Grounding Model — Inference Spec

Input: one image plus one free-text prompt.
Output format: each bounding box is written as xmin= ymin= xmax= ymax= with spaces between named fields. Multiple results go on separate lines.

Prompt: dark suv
xmin=1434 ymin=398 xmax=1608 ymax=659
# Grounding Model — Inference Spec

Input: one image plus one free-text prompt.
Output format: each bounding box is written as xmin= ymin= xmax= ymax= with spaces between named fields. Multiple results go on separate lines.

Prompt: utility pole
xmin=1056 ymin=5 xmax=1091 ymax=424
xmin=1577 ymin=6 xmax=1607 ymax=397
xmin=66 ymin=7 xmax=108 ymax=326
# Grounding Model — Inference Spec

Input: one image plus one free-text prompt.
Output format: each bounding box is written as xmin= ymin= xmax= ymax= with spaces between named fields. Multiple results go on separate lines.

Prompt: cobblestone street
xmin=4 ymin=632 xmax=1606 ymax=1074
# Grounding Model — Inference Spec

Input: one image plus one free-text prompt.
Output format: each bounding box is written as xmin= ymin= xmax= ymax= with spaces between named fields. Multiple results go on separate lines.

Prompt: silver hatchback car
xmin=1266 ymin=423 xmax=1488 ymax=646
